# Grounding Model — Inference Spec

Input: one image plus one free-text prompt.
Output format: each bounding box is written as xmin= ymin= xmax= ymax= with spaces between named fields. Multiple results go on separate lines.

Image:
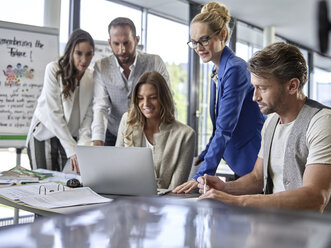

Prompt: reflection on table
xmin=0 ymin=196 xmax=330 ymax=248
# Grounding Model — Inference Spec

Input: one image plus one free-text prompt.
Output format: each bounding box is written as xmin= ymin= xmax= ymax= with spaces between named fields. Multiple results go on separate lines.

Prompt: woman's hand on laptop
xmin=70 ymin=155 xmax=80 ymax=173
xmin=172 ymin=180 xmax=198 ymax=194
xmin=93 ymin=140 xmax=104 ymax=146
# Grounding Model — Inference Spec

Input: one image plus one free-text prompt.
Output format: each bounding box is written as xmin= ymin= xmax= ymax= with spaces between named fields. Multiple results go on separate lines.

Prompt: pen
xmin=203 ymin=177 xmax=207 ymax=194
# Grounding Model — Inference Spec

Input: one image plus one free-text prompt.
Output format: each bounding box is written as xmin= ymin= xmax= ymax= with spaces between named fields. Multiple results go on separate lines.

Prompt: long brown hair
xmin=124 ymin=71 xmax=175 ymax=145
xmin=56 ymin=29 xmax=94 ymax=99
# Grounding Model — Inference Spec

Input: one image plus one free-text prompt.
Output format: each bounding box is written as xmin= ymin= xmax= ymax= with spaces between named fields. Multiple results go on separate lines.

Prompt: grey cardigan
xmin=116 ymin=112 xmax=195 ymax=189
xmin=263 ymin=98 xmax=327 ymax=194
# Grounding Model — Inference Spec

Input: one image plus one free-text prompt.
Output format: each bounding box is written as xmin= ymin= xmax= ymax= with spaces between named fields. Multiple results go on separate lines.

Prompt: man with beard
xmin=92 ymin=17 xmax=169 ymax=146
xmin=197 ymin=42 xmax=331 ymax=213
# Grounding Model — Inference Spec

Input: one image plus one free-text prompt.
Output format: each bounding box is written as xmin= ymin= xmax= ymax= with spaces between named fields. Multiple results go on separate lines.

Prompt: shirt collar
xmin=210 ymin=67 xmax=218 ymax=82
xmin=115 ymin=51 xmax=139 ymax=74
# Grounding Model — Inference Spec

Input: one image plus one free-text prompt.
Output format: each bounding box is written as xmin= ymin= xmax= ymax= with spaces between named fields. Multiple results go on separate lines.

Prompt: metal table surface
xmin=0 ymin=196 xmax=330 ymax=248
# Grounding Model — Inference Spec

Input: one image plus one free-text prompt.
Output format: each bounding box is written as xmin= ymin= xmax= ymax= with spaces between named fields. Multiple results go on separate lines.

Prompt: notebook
xmin=76 ymin=146 xmax=159 ymax=196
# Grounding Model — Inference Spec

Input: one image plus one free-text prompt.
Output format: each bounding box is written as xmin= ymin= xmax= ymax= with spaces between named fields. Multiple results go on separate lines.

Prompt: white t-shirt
xmin=258 ymin=108 xmax=331 ymax=193
xmin=141 ymin=133 xmax=155 ymax=154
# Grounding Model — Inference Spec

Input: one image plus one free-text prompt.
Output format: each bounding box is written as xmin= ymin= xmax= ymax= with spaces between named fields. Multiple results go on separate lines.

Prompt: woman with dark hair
xmin=26 ymin=29 xmax=95 ymax=173
xmin=116 ymin=71 xmax=195 ymax=190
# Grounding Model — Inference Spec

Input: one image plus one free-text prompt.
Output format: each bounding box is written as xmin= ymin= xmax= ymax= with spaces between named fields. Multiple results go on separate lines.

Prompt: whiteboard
xmin=0 ymin=21 xmax=59 ymax=147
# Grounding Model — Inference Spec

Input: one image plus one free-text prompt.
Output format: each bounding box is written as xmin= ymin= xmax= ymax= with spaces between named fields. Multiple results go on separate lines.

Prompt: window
xmin=0 ymin=0 xmax=44 ymax=26
xmin=312 ymin=68 xmax=331 ymax=107
xmin=59 ymin=0 xmax=70 ymax=55
xmin=147 ymin=14 xmax=189 ymax=124
xmin=80 ymin=0 xmax=142 ymax=41
xmin=198 ymin=61 xmax=213 ymax=153
xmin=237 ymin=22 xmax=263 ymax=53
xmin=236 ymin=41 xmax=250 ymax=61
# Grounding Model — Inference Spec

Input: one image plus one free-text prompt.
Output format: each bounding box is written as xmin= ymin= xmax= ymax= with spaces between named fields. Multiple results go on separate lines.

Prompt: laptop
xmin=76 ymin=146 xmax=158 ymax=196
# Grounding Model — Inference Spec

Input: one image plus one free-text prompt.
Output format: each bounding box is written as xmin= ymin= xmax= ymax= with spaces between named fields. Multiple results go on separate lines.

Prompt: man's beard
xmin=259 ymin=103 xmax=274 ymax=115
xmin=115 ymin=52 xmax=134 ymax=65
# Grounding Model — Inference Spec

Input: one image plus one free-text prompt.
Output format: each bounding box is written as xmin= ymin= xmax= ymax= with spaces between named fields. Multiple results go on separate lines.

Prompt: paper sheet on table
xmin=19 ymin=187 xmax=112 ymax=209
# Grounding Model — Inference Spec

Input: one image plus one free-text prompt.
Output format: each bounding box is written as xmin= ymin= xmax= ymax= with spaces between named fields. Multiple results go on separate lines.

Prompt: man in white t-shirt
xmin=196 ymin=42 xmax=331 ymax=213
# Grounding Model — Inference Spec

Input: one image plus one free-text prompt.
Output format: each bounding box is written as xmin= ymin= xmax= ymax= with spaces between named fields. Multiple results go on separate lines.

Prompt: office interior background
xmin=0 ymin=0 xmax=331 ymax=182
xmin=0 ymin=0 xmax=331 ymax=227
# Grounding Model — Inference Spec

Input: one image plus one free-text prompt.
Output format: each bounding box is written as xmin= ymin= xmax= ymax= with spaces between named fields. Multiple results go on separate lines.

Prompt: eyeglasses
xmin=187 ymin=30 xmax=220 ymax=49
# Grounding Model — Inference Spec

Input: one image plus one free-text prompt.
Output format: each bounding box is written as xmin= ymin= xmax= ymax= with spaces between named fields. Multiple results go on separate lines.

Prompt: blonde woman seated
xmin=116 ymin=71 xmax=195 ymax=190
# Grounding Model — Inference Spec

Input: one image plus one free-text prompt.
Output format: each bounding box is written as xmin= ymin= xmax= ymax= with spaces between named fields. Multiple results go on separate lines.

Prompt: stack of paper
xmin=0 ymin=182 xmax=111 ymax=209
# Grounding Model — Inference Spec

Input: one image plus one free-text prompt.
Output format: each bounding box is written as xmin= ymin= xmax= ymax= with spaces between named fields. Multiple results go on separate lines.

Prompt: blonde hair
xmin=124 ymin=71 xmax=175 ymax=146
xmin=192 ymin=1 xmax=231 ymax=42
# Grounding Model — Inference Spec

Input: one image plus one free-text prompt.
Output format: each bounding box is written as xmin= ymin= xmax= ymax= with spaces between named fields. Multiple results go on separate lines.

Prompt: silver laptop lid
xmin=76 ymin=146 xmax=157 ymax=196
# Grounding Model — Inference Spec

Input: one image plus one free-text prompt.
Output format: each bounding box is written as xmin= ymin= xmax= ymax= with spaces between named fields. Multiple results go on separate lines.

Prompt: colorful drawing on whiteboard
xmin=3 ymin=63 xmax=35 ymax=84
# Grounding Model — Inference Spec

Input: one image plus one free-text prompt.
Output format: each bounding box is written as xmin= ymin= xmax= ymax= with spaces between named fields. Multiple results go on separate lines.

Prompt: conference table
xmin=0 ymin=194 xmax=330 ymax=247
xmin=0 ymin=184 xmax=199 ymax=216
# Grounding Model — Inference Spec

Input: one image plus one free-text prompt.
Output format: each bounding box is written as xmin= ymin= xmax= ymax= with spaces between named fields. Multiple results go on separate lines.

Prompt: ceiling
xmin=121 ymin=0 xmax=331 ymax=70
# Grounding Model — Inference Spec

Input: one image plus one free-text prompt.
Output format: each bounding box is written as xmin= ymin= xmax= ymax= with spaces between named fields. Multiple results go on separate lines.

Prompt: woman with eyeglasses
xmin=26 ymin=29 xmax=95 ymax=173
xmin=116 ymin=71 xmax=195 ymax=190
xmin=173 ymin=1 xmax=265 ymax=194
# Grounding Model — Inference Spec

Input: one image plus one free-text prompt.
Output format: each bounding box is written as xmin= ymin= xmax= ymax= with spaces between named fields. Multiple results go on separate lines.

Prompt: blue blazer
xmin=193 ymin=46 xmax=265 ymax=180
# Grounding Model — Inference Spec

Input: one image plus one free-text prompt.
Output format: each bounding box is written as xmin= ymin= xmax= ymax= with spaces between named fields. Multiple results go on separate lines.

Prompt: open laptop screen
xmin=76 ymin=146 xmax=157 ymax=196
